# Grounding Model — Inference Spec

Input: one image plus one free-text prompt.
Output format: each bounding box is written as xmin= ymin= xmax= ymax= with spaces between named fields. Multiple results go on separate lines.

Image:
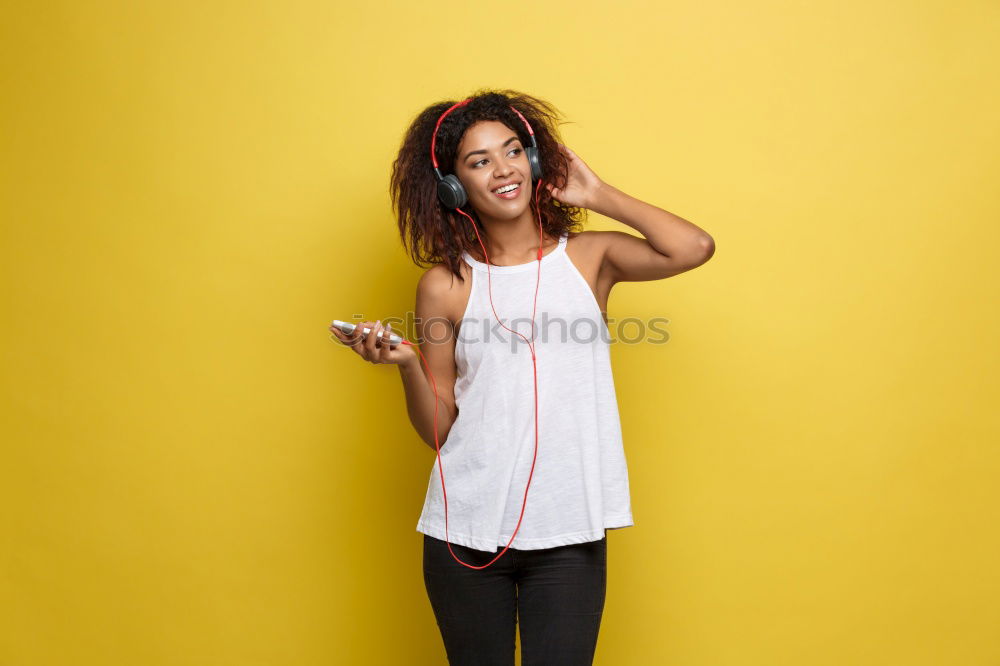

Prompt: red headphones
xmin=398 ymin=98 xmax=547 ymax=569
xmin=431 ymin=98 xmax=544 ymax=208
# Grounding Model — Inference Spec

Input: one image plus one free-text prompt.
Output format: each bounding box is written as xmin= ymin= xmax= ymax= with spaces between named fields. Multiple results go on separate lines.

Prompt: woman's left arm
xmin=545 ymin=144 xmax=715 ymax=283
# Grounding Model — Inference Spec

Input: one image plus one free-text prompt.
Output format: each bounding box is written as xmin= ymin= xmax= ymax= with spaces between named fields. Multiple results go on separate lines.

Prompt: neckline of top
xmin=462 ymin=234 xmax=568 ymax=274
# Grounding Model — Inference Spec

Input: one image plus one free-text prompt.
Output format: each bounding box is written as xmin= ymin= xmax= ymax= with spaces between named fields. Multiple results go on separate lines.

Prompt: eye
xmin=471 ymin=147 xmax=523 ymax=169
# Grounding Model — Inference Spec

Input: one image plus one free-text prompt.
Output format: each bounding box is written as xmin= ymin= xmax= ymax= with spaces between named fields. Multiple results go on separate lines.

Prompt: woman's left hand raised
xmin=543 ymin=144 xmax=604 ymax=210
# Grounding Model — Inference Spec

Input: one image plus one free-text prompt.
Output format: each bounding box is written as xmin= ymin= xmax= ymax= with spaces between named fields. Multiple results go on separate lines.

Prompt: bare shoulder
xmin=565 ymin=229 xmax=614 ymax=275
xmin=417 ymin=263 xmax=456 ymax=295
xmin=567 ymin=229 xmax=616 ymax=257
xmin=416 ymin=262 xmax=470 ymax=326
xmin=566 ymin=229 xmax=608 ymax=257
xmin=567 ymin=228 xmax=607 ymax=247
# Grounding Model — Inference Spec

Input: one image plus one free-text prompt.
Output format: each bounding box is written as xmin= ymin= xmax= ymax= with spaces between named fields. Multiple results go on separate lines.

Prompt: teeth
xmin=494 ymin=183 xmax=519 ymax=194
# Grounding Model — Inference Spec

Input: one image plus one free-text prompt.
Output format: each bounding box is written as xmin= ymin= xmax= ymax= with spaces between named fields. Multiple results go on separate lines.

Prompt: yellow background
xmin=2 ymin=1 xmax=998 ymax=664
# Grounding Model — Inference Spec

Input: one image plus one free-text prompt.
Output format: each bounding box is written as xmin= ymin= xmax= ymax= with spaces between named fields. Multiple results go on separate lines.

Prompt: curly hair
xmin=389 ymin=88 xmax=585 ymax=283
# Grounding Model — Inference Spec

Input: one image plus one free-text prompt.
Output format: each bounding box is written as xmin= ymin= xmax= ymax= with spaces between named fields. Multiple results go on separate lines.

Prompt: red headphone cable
xmin=399 ymin=181 xmax=546 ymax=569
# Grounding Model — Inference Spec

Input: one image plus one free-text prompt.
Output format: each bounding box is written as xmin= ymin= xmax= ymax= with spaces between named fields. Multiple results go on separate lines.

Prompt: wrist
xmin=399 ymin=351 xmax=421 ymax=373
xmin=587 ymin=179 xmax=613 ymax=214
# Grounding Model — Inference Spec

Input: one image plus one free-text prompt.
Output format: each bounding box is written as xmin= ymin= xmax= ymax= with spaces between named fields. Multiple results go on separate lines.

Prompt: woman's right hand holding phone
xmin=329 ymin=320 xmax=417 ymax=367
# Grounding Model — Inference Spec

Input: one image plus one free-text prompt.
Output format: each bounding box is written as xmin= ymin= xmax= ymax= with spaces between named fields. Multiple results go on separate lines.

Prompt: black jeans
xmin=422 ymin=533 xmax=608 ymax=666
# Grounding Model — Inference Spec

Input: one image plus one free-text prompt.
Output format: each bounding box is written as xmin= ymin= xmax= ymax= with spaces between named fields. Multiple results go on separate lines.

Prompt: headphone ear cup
xmin=525 ymin=146 xmax=543 ymax=181
xmin=437 ymin=174 xmax=467 ymax=209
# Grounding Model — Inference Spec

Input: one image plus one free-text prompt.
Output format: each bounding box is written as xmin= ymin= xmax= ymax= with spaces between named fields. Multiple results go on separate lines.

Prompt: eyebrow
xmin=461 ymin=135 xmax=520 ymax=162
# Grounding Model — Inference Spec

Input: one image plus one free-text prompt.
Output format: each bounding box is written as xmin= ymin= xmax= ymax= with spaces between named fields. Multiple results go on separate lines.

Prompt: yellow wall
xmin=2 ymin=1 xmax=998 ymax=664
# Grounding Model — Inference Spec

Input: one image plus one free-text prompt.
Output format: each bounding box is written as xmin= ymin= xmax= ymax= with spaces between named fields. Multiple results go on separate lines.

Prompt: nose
xmin=492 ymin=155 xmax=514 ymax=178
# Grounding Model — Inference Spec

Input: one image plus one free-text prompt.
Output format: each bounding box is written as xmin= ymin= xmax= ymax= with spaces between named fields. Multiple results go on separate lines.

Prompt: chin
xmin=476 ymin=193 xmax=531 ymax=219
xmin=497 ymin=204 xmax=528 ymax=220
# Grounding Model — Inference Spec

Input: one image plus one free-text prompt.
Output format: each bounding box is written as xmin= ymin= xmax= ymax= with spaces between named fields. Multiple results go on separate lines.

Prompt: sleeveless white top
xmin=415 ymin=233 xmax=634 ymax=552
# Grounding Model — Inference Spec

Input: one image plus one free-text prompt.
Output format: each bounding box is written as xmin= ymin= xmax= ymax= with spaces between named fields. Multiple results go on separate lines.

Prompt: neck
xmin=468 ymin=207 xmax=553 ymax=265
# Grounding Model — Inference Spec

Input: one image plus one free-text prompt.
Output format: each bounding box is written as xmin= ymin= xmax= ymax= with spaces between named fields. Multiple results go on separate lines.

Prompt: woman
xmin=330 ymin=89 xmax=714 ymax=665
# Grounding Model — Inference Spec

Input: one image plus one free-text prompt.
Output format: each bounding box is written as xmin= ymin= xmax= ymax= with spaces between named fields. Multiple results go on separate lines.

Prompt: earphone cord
xmin=400 ymin=181 xmax=546 ymax=569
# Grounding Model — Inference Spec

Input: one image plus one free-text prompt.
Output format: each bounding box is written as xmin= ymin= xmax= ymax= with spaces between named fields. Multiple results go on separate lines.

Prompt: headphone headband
xmin=430 ymin=99 xmax=470 ymax=173
xmin=430 ymin=97 xmax=544 ymax=208
xmin=430 ymin=99 xmax=539 ymax=172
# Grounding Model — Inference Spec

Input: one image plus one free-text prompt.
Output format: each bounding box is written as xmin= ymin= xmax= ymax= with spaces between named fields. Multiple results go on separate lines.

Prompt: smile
xmin=492 ymin=182 xmax=521 ymax=199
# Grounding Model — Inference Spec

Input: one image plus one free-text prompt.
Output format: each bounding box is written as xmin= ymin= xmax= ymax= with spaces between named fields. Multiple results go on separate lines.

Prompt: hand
xmin=329 ymin=320 xmax=416 ymax=367
xmin=544 ymin=144 xmax=604 ymax=210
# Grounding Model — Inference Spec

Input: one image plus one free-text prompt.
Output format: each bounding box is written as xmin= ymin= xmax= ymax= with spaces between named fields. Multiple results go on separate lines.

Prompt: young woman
xmin=330 ymin=89 xmax=714 ymax=665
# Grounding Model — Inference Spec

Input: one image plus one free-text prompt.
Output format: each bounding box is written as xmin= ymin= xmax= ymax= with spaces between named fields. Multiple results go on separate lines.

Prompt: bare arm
xmin=590 ymin=182 xmax=715 ymax=284
xmin=398 ymin=266 xmax=459 ymax=452
xmin=543 ymin=143 xmax=715 ymax=284
xmin=328 ymin=265 xmax=458 ymax=452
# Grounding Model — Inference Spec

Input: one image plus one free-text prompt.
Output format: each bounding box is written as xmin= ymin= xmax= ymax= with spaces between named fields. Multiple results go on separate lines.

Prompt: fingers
xmin=329 ymin=320 xmax=404 ymax=365
xmin=364 ymin=319 xmax=383 ymax=364
xmin=329 ymin=325 xmax=354 ymax=347
xmin=344 ymin=321 xmax=361 ymax=347
xmin=375 ymin=321 xmax=393 ymax=359
xmin=343 ymin=320 xmax=368 ymax=361
xmin=384 ymin=322 xmax=397 ymax=349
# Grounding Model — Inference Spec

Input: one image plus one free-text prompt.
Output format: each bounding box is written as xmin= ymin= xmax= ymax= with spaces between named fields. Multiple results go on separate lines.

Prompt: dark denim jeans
xmin=422 ymin=532 xmax=608 ymax=666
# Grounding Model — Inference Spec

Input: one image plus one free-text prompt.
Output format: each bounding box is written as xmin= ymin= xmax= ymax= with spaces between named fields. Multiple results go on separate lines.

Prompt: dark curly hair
xmin=389 ymin=88 xmax=585 ymax=283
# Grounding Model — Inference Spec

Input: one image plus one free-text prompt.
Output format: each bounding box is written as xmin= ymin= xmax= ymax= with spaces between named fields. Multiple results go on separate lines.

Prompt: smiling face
xmin=453 ymin=120 xmax=533 ymax=221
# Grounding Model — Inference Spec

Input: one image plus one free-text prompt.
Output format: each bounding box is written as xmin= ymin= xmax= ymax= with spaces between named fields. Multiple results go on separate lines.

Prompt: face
xmin=453 ymin=120 xmax=532 ymax=220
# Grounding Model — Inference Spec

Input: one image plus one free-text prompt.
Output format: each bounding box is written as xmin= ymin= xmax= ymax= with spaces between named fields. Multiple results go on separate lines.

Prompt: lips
xmin=492 ymin=182 xmax=521 ymax=200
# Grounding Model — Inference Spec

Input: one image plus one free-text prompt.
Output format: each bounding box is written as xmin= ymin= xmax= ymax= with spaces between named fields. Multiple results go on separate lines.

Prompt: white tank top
xmin=415 ymin=232 xmax=634 ymax=552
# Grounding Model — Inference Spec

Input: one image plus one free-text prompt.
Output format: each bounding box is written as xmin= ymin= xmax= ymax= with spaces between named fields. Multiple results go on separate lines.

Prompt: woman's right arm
xmin=330 ymin=265 xmax=458 ymax=452
xmin=399 ymin=267 xmax=459 ymax=451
